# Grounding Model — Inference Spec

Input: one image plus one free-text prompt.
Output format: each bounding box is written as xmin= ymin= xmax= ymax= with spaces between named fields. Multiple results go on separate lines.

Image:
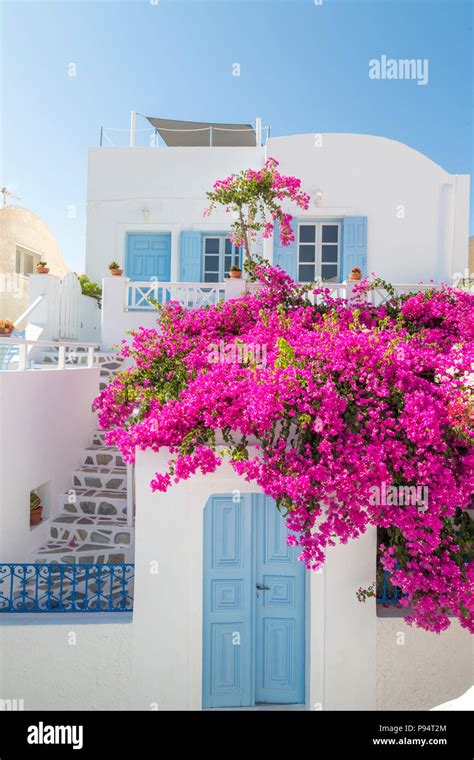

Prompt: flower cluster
xmin=95 ymin=267 xmax=474 ymax=634
xmin=205 ymin=157 xmax=310 ymax=259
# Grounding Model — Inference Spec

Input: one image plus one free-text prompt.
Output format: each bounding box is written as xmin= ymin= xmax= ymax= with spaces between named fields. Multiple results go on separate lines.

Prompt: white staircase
xmin=27 ymin=347 xmax=133 ymax=567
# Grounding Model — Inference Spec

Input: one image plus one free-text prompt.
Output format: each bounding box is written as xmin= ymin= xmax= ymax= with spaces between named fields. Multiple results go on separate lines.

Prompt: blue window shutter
xmin=179 ymin=231 xmax=202 ymax=282
xmin=273 ymin=218 xmax=298 ymax=281
xmin=341 ymin=217 xmax=367 ymax=280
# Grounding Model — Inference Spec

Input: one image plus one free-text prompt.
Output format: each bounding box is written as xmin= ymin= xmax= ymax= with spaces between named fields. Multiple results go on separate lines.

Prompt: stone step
xmin=47 ymin=513 xmax=133 ymax=547
xmin=72 ymin=466 xmax=127 ymax=491
xmin=80 ymin=447 xmax=125 ymax=468
xmin=61 ymin=488 xmax=127 ymax=518
xmin=91 ymin=430 xmax=108 ymax=446
xmin=30 ymin=539 xmax=133 ymax=565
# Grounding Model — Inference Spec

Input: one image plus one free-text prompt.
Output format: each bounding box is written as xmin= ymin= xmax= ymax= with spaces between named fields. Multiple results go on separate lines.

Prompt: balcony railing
xmin=0 ymin=563 xmax=134 ymax=613
xmin=126 ymin=281 xmax=226 ymax=311
xmin=377 ymin=570 xmax=402 ymax=605
xmin=0 ymin=338 xmax=99 ymax=372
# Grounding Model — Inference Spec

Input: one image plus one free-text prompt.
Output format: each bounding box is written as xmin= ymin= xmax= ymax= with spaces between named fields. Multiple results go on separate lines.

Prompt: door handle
xmin=256 ymin=583 xmax=271 ymax=591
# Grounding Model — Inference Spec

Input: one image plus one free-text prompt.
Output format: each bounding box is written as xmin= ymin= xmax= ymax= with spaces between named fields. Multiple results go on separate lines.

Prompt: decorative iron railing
xmin=377 ymin=570 xmax=402 ymax=605
xmin=0 ymin=563 xmax=134 ymax=613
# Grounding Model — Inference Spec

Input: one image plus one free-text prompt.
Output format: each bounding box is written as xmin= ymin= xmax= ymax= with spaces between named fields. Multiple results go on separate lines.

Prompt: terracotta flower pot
xmin=36 ymin=267 xmax=50 ymax=274
xmin=229 ymin=270 xmax=242 ymax=279
xmin=0 ymin=329 xmax=14 ymax=337
xmin=30 ymin=507 xmax=43 ymax=526
xmin=349 ymin=269 xmax=362 ymax=281
xmin=110 ymin=268 xmax=123 ymax=277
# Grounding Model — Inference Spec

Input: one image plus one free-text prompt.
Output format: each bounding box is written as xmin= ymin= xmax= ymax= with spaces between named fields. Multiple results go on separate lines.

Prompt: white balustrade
xmin=126 ymin=281 xmax=226 ymax=310
xmin=0 ymin=338 xmax=99 ymax=372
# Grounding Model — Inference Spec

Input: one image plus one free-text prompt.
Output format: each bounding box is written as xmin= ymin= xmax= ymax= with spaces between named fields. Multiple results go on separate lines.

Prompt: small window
xmin=297 ymin=223 xmax=340 ymax=283
xmin=203 ymin=236 xmax=241 ymax=282
xmin=15 ymin=245 xmax=41 ymax=276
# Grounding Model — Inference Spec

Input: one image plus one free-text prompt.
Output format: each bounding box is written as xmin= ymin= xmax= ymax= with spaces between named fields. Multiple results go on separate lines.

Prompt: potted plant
xmin=349 ymin=266 xmax=362 ymax=281
xmin=229 ymin=264 xmax=242 ymax=279
xmin=30 ymin=492 xmax=43 ymax=526
xmin=109 ymin=261 xmax=123 ymax=276
xmin=0 ymin=319 xmax=15 ymax=337
xmin=36 ymin=261 xmax=50 ymax=274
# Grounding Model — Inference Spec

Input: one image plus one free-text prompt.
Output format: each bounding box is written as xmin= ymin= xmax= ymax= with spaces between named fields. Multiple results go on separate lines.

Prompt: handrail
xmin=0 ymin=563 xmax=134 ymax=613
xmin=13 ymin=294 xmax=44 ymax=327
xmin=0 ymin=338 xmax=99 ymax=348
xmin=0 ymin=338 xmax=100 ymax=371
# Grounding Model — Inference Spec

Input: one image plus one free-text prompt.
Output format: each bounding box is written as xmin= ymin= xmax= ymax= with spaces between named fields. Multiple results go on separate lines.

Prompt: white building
xmin=0 ymin=117 xmax=471 ymax=712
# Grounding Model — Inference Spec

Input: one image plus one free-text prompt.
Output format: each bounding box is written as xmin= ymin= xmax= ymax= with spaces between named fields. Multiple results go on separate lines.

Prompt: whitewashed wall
xmin=264 ymin=134 xmax=469 ymax=284
xmin=131 ymin=448 xmax=377 ymax=711
xmin=78 ymin=294 xmax=101 ymax=343
xmin=85 ymin=135 xmax=469 ymax=287
xmin=0 ymin=367 xmax=100 ymax=561
xmin=377 ymin=618 xmax=473 ymax=710
xmin=85 ymin=146 xmax=265 ymax=286
xmin=0 ymin=621 xmax=132 ymax=711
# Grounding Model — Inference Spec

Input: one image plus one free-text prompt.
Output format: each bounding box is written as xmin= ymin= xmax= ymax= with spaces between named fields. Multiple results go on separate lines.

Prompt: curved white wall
xmin=85 ymin=135 xmax=469 ymax=288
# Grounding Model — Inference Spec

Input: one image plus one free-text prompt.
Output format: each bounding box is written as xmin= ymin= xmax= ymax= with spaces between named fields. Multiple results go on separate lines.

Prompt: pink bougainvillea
xmin=95 ymin=265 xmax=473 ymax=634
xmin=205 ymin=157 xmax=310 ymax=260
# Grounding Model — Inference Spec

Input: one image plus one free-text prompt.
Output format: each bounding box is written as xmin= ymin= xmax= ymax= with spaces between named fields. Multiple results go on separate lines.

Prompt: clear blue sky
xmin=1 ymin=0 xmax=472 ymax=273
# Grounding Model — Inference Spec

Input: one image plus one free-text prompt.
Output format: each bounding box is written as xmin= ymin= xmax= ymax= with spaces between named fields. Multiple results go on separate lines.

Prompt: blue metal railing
xmin=376 ymin=570 xmax=401 ymax=605
xmin=0 ymin=563 xmax=134 ymax=613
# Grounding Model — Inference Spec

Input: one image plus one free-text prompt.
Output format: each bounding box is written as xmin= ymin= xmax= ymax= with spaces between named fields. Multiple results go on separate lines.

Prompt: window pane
xmin=205 ymin=238 xmax=220 ymax=254
xmin=299 ymin=225 xmax=316 ymax=243
xmin=205 ymin=255 xmax=219 ymax=272
xmin=321 ymin=245 xmax=338 ymax=263
xmin=299 ymin=264 xmax=315 ymax=282
xmin=321 ymin=264 xmax=338 ymax=281
xmin=234 ymin=246 xmax=241 ymax=267
xmin=25 ymin=254 xmax=35 ymax=274
xmin=224 ymin=239 xmax=232 ymax=255
xmin=224 ymin=256 xmax=232 ymax=273
xmin=299 ymin=245 xmax=316 ymax=263
xmin=322 ymin=225 xmax=338 ymax=243
xmin=204 ymin=272 xmax=219 ymax=282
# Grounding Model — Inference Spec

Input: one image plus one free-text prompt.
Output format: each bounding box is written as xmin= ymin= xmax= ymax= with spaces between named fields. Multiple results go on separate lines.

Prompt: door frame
xmin=202 ymin=491 xmax=308 ymax=709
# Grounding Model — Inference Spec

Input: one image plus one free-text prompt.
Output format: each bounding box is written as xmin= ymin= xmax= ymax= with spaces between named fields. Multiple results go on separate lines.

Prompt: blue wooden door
xmin=125 ymin=233 xmax=171 ymax=281
xmin=203 ymin=494 xmax=253 ymax=708
xmin=203 ymin=494 xmax=305 ymax=708
xmin=255 ymin=495 xmax=305 ymax=704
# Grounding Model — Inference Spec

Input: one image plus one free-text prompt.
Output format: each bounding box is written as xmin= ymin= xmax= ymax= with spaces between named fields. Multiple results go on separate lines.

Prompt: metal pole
xmin=255 ymin=117 xmax=262 ymax=147
xmin=209 ymin=126 xmax=213 ymax=147
xmin=99 ymin=126 xmax=103 ymax=147
xmin=130 ymin=110 xmax=136 ymax=147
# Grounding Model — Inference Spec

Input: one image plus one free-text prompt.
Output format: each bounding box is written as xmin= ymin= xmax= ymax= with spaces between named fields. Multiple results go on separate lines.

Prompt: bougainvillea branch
xmin=204 ymin=157 xmax=310 ymax=261
xmin=95 ymin=265 xmax=474 ymax=634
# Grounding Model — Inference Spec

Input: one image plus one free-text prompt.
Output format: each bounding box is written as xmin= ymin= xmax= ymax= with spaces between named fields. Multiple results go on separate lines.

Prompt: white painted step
xmin=80 ymin=446 xmax=125 ymax=468
xmin=30 ymin=539 xmax=133 ymax=565
xmin=60 ymin=487 xmax=127 ymax=518
xmin=72 ymin=466 xmax=127 ymax=491
xmin=47 ymin=513 xmax=133 ymax=546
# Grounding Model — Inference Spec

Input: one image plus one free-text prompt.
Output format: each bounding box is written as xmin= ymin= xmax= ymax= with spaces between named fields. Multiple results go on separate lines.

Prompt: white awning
xmin=145 ymin=117 xmax=256 ymax=147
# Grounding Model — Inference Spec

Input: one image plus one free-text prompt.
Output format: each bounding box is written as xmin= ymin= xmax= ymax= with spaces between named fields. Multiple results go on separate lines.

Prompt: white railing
xmin=0 ymin=338 xmax=99 ymax=372
xmin=126 ymin=281 xmax=226 ymax=311
xmin=243 ymin=281 xmax=438 ymax=304
xmin=0 ymin=273 xmax=28 ymax=297
xmin=307 ymin=282 xmax=437 ymax=306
